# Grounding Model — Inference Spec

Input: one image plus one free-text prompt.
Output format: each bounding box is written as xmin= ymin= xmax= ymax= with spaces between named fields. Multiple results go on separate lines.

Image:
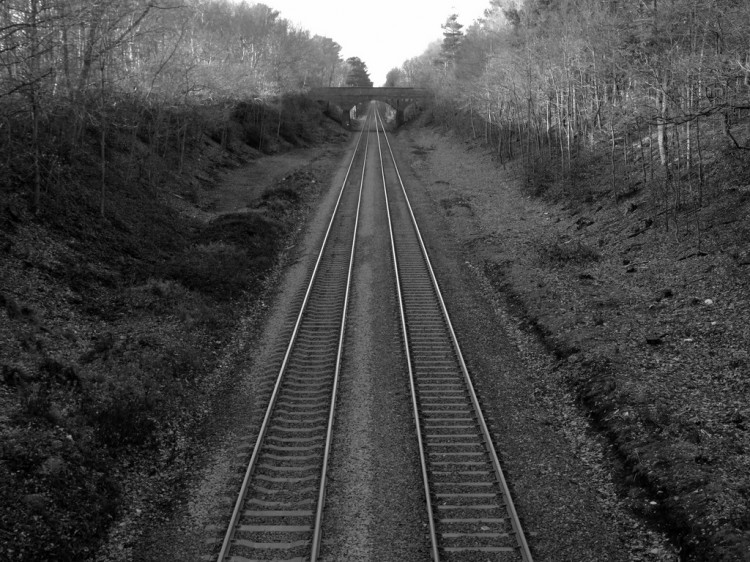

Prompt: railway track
xmin=374 ymin=110 xmax=532 ymax=561
xmin=214 ymin=116 xmax=371 ymax=562
xmin=214 ymin=108 xmax=532 ymax=561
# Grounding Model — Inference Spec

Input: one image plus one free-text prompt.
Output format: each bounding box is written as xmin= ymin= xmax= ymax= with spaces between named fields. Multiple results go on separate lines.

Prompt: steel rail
xmin=310 ymin=113 xmax=370 ymax=561
xmin=216 ymin=114 xmax=371 ymax=562
xmin=375 ymin=109 xmax=534 ymax=561
xmin=373 ymin=111 xmax=441 ymax=561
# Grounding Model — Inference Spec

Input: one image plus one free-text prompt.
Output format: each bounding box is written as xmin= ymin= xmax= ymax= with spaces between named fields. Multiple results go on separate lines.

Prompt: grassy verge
xmin=504 ymin=168 xmax=750 ymax=560
xmin=0 ymin=95 xmax=343 ymax=560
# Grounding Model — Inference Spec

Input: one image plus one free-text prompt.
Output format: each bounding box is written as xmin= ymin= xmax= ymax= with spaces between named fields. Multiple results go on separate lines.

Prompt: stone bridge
xmin=307 ymin=87 xmax=431 ymax=126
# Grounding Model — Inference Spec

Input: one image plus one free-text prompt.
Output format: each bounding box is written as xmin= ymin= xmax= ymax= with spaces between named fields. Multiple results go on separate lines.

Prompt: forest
xmin=0 ymin=2 xmax=358 ymax=560
xmin=0 ymin=0 xmax=356 ymax=215
xmin=394 ymin=0 xmax=750 ymax=233
xmin=388 ymin=1 xmax=750 ymax=558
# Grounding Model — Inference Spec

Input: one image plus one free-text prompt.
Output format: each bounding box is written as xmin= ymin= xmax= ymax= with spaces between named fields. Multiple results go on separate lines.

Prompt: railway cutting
xmin=212 ymin=107 xmax=532 ymax=562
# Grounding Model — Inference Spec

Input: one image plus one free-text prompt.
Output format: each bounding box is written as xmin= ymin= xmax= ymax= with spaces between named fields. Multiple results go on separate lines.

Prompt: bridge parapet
xmin=308 ymin=87 xmax=430 ymax=108
xmin=308 ymin=87 xmax=430 ymax=126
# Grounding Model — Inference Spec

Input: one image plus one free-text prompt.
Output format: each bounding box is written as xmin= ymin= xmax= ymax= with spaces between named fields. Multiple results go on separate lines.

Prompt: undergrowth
xmin=0 ymin=93 xmax=338 ymax=560
xmin=422 ymin=101 xmax=750 ymax=560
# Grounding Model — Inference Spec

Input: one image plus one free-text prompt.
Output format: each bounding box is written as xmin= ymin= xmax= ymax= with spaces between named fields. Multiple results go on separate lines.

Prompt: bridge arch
xmin=307 ymin=87 xmax=431 ymax=127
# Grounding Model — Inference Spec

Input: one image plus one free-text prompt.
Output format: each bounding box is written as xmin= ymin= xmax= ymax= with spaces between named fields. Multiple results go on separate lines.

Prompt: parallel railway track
xmin=374 ymin=110 xmax=533 ymax=561
xmin=214 ymin=117 xmax=370 ymax=562
xmin=214 ymin=108 xmax=532 ymax=561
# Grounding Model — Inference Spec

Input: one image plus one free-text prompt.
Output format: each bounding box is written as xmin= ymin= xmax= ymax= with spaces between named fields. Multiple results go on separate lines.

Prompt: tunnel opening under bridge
xmin=307 ymin=87 xmax=430 ymax=128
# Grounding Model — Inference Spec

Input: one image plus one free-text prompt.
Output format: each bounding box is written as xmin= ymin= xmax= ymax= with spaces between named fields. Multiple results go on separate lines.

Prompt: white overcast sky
xmin=256 ymin=0 xmax=492 ymax=85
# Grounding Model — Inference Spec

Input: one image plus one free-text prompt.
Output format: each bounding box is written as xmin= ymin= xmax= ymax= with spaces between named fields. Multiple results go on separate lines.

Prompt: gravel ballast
xmin=321 ymin=134 xmax=427 ymax=560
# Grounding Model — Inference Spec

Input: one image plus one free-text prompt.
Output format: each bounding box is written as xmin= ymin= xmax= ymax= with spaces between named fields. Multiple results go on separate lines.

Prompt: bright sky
xmin=259 ymin=0 xmax=492 ymax=85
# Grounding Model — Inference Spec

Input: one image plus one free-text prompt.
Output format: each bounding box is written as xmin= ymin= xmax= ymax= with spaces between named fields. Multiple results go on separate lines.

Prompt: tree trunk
xmin=556 ymin=90 xmax=565 ymax=173
xmin=637 ymin=117 xmax=647 ymax=184
xmin=566 ymin=80 xmax=573 ymax=169
xmin=60 ymin=3 xmax=72 ymax=94
xmin=545 ymin=98 xmax=552 ymax=157
xmin=674 ymin=122 xmax=682 ymax=220
xmin=657 ymin=75 xmax=670 ymax=174
xmin=469 ymin=103 xmax=476 ymax=140
xmin=648 ymin=122 xmax=654 ymax=181
xmin=695 ymin=115 xmax=705 ymax=203
xmin=77 ymin=4 xmax=105 ymax=98
xmin=610 ymin=120 xmax=617 ymax=200
xmin=179 ymin=122 xmax=188 ymax=175
xmin=30 ymin=0 xmax=42 ymax=213
xmin=486 ymin=105 xmax=492 ymax=146
xmin=100 ymin=55 xmax=107 ymax=218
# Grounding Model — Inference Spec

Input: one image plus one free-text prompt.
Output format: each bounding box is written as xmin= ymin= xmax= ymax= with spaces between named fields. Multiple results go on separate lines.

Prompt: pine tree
xmin=439 ymin=14 xmax=464 ymax=67
xmin=345 ymin=56 xmax=373 ymax=87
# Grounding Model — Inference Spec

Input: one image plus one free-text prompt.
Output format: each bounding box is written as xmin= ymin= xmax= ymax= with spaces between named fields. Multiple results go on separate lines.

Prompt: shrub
xmin=522 ymin=157 xmax=557 ymax=197
xmin=177 ymin=299 xmax=232 ymax=330
xmin=83 ymin=367 xmax=159 ymax=448
xmin=199 ymin=212 xmax=283 ymax=256
xmin=261 ymin=186 xmax=300 ymax=203
xmin=165 ymin=242 xmax=254 ymax=300
xmin=1 ymin=425 xmax=118 ymax=561
xmin=251 ymin=186 xmax=301 ymax=218
xmin=19 ymin=384 xmax=54 ymax=421
xmin=232 ymin=99 xmax=275 ymax=152
xmin=537 ymin=239 xmax=601 ymax=265
xmin=145 ymin=278 xmax=186 ymax=299
xmin=125 ymin=278 xmax=189 ymax=314
xmin=165 ymin=200 xmax=288 ymax=301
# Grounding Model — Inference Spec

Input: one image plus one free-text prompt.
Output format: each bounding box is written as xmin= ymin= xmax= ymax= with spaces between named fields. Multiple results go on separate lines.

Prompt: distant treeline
xmin=394 ymin=0 xmax=750 ymax=226
xmin=0 ymin=0 xmax=356 ymax=211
